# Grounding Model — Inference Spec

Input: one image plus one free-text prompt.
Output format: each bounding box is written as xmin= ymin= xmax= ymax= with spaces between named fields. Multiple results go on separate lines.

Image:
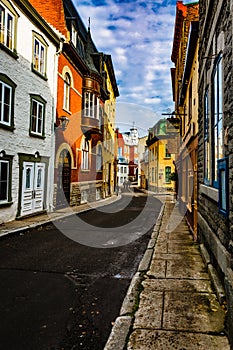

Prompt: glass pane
xmin=0 ymin=5 xmax=5 ymax=44
xmin=218 ymin=119 xmax=223 ymax=159
xmin=40 ymin=46 xmax=45 ymax=74
xmin=214 ymin=126 xmax=218 ymax=181
xmin=38 ymin=104 xmax=43 ymax=134
xmin=34 ymin=39 xmax=39 ymax=70
xmin=26 ymin=168 xmax=31 ymax=189
xmin=0 ymin=161 xmax=8 ymax=201
xmin=6 ymin=13 xmax=13 ymax=49
xmin=31 ymin=100 xmax=37 ymax=132
xmin=214 ymin=69 xmax=218 ymax=125
xmin=218 ymin=58 xmax=223 ymax=117
xmin=220 ymin=170 xmax=226 ymax=210
xmin=37 ymin=168 xmax=42 ymax=188
xmin=0 ymin=82 xmax=2 ymax=121
xmin=3 ymin=85 xmax=11 ymax=123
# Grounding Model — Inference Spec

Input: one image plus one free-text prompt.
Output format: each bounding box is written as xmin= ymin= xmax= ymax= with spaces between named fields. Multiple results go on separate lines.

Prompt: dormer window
xmin=71 ymin=24 xmax=77 ymax=46
xmin=0 ymin=1 xmax=18 ymax=53
xmin=32 ymin=32 xmax=48 ymax=79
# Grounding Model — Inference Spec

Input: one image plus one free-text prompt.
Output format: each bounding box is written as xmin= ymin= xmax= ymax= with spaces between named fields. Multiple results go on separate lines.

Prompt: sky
xmin=74 ymin=0 xmax=197 ymax=135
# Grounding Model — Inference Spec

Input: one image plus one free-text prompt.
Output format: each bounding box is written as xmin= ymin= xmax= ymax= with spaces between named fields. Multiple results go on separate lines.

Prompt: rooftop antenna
xmin=88 ymin=17 xmax=91 ymax=31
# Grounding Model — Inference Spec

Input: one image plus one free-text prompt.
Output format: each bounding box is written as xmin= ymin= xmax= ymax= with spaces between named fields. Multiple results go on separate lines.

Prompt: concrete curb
xmin=103 ymin=201 xmax=165 ymax=350
xmin=0 ymin=195 xmax=121 ymax=238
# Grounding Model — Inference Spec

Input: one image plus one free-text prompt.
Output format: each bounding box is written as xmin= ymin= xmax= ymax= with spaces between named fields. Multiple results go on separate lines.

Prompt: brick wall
xmin=28 ymin=0 xmax=68 ymax=37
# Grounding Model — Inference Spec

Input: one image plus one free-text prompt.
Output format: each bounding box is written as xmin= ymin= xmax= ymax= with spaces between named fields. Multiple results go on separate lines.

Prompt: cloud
xmin=74 ymin=0 xmax=177 ymax=130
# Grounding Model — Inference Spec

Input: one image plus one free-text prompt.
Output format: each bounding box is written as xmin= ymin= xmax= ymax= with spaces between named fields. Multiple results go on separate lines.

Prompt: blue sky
xmin=74 ymin=0 xmax=196 ymax=135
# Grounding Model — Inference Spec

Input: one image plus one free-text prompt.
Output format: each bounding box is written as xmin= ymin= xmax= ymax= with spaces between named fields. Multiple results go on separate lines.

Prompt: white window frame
xmin=96 ymin=143 xmax=102 ymax=171
xmin=30 ymin=98 xmax=44 ymax=136
xmin=63 ymin=73 xmax=71 ymax=111
xmin=33 ymin=35 xmax=46 ymax=76
xmin=212 ymin=54 xmax=223 ymax=188
xmin=0 ymin=80 xmax=12 ymax=126
xmin=81 ymin=138 xmax=90 ymax=170
xmin=71 ymin=24 xmax=77 ymax=46
xmin=0 ymin=159 xmax=9 ymax=203
xmin=84 ymin=92 xmax=96 ymax=118
xmin=0 ymin=3 xmax=14 ymax=51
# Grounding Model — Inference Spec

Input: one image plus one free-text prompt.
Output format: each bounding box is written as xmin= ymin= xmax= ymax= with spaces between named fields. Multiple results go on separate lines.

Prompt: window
xmin=165 ymin=166 xmax=171 ymax=183
xmin=96 ymin=144 xmax=102 ymax=171
xmin=188 ymin=79 xmax=192 ymax=122
xmin=165 ymin=145 xmax=171 ymax=158
xmin=218 ymin=158 xmax=229 ymax=216
xmin=212 ymin=54 xmax=223 ymax=188
xmin=77 ymin=35 xmax=85 ymax=58
xmin=63 ymin=73 xmax=71 ymax=111
xmin=71 ymin=24 xmax=77 ymax=46
xmin=32 ymin=33 xmax=47 ymax=77
xmin=152 ymin=167 xmax=155 ymax=183
xmin=30 ymin=95 xmax=46 ymax=137
xmin=0 ymin=74 xmax=15 ymax=129
xmin=81 ymin=190 xmax=88 ymax=204
xmin=0 ymin=3 xmax=15 ymax=51
xmin=0 ymin=156 xmax=12 ymax=205
xmin=84 ymin=92 xmax=99 ymax=118
xmin=81 ymin=138 xmax=90 ymax=170
xmin=204 ymin=88 xmax=210 ymax=184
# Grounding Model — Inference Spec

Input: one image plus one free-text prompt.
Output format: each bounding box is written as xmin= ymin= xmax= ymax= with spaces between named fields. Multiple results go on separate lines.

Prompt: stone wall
xmin=198 ymin=0 xmax=233 ymax=345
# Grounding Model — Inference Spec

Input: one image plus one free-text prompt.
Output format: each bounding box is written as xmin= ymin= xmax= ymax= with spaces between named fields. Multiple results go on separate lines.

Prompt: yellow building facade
xmin=102 ymin=55 xmax=119 ymax=196
xmin=147 ymin=119 xmax=176 ymax=193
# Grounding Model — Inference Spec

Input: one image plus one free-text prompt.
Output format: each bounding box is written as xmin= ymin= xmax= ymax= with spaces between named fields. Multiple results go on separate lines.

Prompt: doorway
xmin=56 ymin=150 xmax=71 ymax=208
xmin=21 ymin=162 xmax=45 ymax=216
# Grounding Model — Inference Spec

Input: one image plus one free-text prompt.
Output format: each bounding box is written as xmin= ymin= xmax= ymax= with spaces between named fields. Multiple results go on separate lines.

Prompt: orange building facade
xmin=28 ymin=0 xmax=118 ymax=207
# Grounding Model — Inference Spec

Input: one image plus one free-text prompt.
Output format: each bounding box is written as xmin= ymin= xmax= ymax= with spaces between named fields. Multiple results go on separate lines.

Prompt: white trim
xmin=199 ymin=184 xmax=218 ymax=202
xmin=55 ymin=142 xmax=75 ymax=169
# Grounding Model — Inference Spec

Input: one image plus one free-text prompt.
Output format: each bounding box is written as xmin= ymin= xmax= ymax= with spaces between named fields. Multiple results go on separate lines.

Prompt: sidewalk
xmin=0 ymin=195 xmax=120 ymax=238
xmin=105 ymin=198 xmax=231 ymax=350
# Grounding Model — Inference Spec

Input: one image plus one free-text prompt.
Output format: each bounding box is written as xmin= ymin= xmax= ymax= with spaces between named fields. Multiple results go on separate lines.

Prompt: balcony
xmin=81 ymin=114 xmax=102 ymax=135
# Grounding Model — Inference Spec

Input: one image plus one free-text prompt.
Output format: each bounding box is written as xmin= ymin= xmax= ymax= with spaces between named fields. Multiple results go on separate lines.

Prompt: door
xmin=56 ymin=150 xmax=71 ymax=208
xmin=21 ymin=162 xmax=45 ymax=216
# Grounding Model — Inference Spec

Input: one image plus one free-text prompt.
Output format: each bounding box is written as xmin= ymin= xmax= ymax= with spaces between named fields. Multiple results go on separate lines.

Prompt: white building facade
xmin=0 ymin=0 xmax=61 ymax=223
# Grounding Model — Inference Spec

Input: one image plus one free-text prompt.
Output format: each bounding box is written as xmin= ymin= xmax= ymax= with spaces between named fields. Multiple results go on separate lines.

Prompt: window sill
xmin=62 ymin=108 xmax=72 ymax=115
xmin=29 ymin=132 xmax=46 ymax=139
xmin=0 ymin=201 xmax=13 ymax=208
xmin=200 ymin=184 xmax=218 ymax=202
xmin=0 ymin=43 xmax=18 ymax=59
xmin=31 ymin=66 xmax=48 ymax=81
xmin=0 ymin=123 xmax=15 ymax=131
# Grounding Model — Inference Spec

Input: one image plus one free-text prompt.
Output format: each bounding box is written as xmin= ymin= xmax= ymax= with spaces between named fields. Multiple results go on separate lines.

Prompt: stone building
xmin=0 ymin=0 xmax=61 ymax=223
xmin=198 ymin=0 xmax=233 ymax=344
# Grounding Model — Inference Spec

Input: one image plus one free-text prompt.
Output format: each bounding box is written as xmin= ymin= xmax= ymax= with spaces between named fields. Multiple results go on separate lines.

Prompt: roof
xmin=171 ymin=1 xmax=187 ymax=63
xmin=179 ymin=21 xmax=199 ymax=106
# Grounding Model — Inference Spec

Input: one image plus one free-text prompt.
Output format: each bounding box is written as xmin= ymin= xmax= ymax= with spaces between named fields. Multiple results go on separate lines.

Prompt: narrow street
xmin=0 ymin=191 xmax=162 ymax=350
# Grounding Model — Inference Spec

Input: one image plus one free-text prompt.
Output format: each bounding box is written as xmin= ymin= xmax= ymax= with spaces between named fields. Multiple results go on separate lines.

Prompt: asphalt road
xmin=0 ymin=190 xmax=162 ymax=350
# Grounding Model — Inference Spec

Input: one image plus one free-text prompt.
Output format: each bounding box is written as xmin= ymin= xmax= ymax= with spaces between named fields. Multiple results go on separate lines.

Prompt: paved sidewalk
xmin=0 ymin=195 xmax=120 ymax=237
xmin=105 ymin=199 xmax=231 ymax=350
